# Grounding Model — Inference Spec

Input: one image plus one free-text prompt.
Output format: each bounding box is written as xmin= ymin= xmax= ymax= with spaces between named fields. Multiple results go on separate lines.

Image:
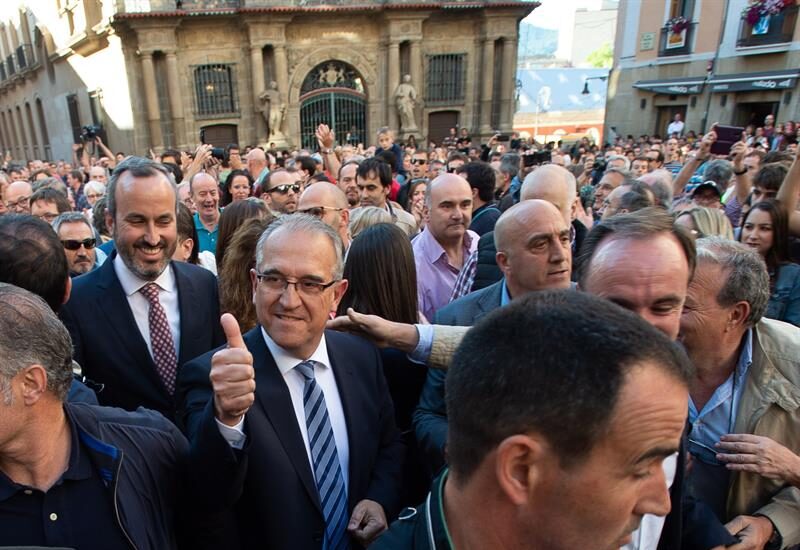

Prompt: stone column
xmin=274 ymin=44 xmax=289 ymax=99
xmin=499 ymin=37 xmax=518 ymax=131
xmin=164 ymin=51 xmax=186 ymax=148
xmin=387 ymin=41 xmax=400 ymax=133
xmin=140 ymin=52 xmax=163 ymax=149
xmin=479 ymin=38 xmax=495 ymax=135
xmin=250 ymin=45 xmax=265 ymax=139
xmin=409 ymin=40 xmax=423 ymax=133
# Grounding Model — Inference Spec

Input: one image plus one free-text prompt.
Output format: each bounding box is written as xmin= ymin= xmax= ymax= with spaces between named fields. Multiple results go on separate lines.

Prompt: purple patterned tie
xmin=139 ymin=282 xmax=178 ymax=394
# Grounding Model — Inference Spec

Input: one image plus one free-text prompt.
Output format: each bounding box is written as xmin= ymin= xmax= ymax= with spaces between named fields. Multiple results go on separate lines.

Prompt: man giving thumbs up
xmin=177 ymin=215 xmax=404 ymax=550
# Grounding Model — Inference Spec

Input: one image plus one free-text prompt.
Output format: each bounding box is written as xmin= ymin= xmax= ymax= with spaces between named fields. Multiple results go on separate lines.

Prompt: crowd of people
xmin=0 ymin=111 xmax=799 ymax=550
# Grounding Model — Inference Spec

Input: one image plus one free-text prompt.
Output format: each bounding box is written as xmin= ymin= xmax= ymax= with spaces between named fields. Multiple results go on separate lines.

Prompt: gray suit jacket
xmin=412 ymin=280 xmax=504 ymax=472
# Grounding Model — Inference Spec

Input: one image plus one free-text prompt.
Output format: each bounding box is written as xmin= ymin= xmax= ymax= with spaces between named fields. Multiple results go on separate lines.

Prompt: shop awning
xmin=708 ymin=69 xmax=800 ymax=93
xmin=632 ymin=76 xmax=705 ymax=95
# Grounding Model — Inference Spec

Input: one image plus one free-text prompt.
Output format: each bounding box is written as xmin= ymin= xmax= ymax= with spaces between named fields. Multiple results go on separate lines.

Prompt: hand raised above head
xmin=210 ymin=313 xmax=255 ymax=426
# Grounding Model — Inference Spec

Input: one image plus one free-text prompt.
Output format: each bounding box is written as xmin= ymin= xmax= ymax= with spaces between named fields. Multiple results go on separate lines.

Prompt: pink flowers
xmin=742 ymin=0 xmax=795 ymax=25
xmin=667 ymin=15 xmax=689 ymax=34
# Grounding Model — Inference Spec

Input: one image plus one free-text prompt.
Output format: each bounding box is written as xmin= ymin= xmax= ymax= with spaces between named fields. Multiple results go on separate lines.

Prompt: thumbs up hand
xmin=210 ymin=313 xmax=255 ymax=426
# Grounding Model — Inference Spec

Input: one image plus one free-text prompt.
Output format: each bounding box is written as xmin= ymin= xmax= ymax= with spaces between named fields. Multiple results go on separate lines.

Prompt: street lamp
xmin=582 ymin=76 xmax=608 ymax=95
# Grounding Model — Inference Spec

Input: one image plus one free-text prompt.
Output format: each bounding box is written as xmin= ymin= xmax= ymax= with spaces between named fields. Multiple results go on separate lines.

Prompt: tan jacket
xmin=729 ymin=318 xmax=800 ymax=545
xmin=389 ymin=201 xmax=419 ymax=238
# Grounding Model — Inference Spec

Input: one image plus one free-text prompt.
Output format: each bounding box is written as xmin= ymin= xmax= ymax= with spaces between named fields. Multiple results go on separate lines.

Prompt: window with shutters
xmin=193 ymin=63 xmax=239 ymax=118
xmin=426 ymin=54 xmax=466 ymax=105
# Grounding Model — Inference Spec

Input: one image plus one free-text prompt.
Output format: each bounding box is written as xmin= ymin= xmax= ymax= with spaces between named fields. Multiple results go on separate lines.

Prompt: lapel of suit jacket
xmin=248 ymin=327 xmax=323 ymax=513
xmin=173 ymin=262 xmax=196 ymax=365
xmin=473 ymin=280 xmax=505 ymax=322
xmin=324 ymin=330 xmax=360 ymax=502
xmin=96 ymin=254 xmax=161 ymax=379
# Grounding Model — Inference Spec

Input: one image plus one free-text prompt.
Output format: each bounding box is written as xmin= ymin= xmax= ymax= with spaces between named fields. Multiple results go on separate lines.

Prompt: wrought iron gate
xmin=300 ymin=90 xmax=367 ymax=150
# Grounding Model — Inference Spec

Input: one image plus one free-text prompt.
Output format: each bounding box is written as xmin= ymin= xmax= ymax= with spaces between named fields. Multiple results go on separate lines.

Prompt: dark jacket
xmin=66 ymin=402 xmax=189 ymax=550
xmin=178 ymin=327 xmax=405 ymax=550
xmin=766 ymin=262 xmax=800 ymax=327
xmin=59 ymin=254 xmax=225 ymax=421
xmin=413 ymin=281 xmax=504 ymax=472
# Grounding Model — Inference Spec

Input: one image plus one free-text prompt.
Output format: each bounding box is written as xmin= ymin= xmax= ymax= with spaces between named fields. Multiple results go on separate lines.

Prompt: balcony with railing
xmin=737 ymin=5 xmax=798 ymax=48
xmin=658 ymin=22 xmax=696 ymax=57
xmin=16 ymin=44 xmax=35 ymax=71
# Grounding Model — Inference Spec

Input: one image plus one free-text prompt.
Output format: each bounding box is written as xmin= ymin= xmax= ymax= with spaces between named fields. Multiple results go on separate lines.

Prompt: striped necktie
xmin=296 ymin=360 xmax=349 ymax=550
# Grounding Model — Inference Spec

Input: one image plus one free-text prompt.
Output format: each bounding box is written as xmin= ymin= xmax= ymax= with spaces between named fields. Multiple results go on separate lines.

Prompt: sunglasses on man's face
xmin=411 ymin=158 xmax=427 ymax=165
xmin=62 ymin=238 xmax=97 ymax=251
xmin=267 ymin=183 xmax=301 ymax=195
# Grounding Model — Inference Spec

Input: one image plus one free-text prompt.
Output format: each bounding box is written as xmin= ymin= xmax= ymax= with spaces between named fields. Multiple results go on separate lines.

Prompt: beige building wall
xmin=607 ymin=0 xmax=800 ymax=138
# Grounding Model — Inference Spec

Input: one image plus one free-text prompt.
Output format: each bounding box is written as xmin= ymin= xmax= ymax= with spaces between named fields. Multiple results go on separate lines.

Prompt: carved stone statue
xmin=394 ymin=74 xmax=418 ymax=133
xmin=258 ymin=81 xmax=286 ymax=138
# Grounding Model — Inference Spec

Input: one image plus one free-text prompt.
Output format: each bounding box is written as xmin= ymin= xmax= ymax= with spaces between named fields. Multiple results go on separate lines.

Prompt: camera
xmin=199 ymin=129 xmax=228 ymax=162
xmin=593 ymin=158 xmax=607 ymax=172
xmin=80 ymin=125 xmax=101 ymax=141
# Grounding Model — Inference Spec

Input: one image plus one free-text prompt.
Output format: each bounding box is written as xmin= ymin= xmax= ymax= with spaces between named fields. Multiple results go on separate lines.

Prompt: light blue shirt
xmin=688 ymin=329 xmax=753 ymax=458
xmin=500 ymin=279 xmax=511 ymax=307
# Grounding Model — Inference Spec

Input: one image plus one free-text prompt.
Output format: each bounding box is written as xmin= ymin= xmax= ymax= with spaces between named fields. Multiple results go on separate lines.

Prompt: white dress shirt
xmin=217 ymin=329 xmax=350 ymax=487
xmin=620 ymin=452 xmax=678 ymax=550
xmin=113 ymin=255 xmax=180 ymax=359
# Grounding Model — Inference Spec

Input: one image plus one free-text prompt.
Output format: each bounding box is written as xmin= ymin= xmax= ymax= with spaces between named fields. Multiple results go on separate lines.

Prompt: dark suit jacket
xmin=413 ymin=280 xmax=504 ymax=472
xmin=59 ymin=254 xmax=224 ymax=421
xmin=177 ymin=327 xmax=404 ymax=550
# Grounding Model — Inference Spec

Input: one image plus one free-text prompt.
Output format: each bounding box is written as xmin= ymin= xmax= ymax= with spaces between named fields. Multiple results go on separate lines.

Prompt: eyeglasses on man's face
xmin=5 ymin=195 xmax=30 ymax=209
xmin=62 ymin=238 xmax=97 ymax=251
xmin=267 ymin=183 xmax=301 ymax=195
xmin=297 ymin=206 xmax=343 ymax=218
xmin=255 ymin=271 xmax=338 ymax=296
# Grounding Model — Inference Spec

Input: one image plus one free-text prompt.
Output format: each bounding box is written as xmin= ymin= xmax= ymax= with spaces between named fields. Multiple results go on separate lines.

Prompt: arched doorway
xmin=299 ymin=61 xmax=367 ymax=150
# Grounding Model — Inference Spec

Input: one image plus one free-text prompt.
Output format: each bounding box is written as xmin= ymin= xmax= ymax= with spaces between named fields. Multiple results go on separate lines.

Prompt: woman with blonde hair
xmin=674 ymin=206 xmax=734 ymax=240
xmin=348 ymin=206 xmax=393 ymax=239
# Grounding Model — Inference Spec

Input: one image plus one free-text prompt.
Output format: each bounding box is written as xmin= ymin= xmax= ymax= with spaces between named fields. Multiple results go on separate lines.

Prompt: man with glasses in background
xmin=410 ymin=152 xmax=429 ymax=179
xmin=298 ymin=182 xmax=351 ymax=251
xmin=179 ymin=214 xmax=403 ymax=550
xmin=4 ymin=180 xmax=33 ymax=213
xmin=30 ymin=187 xmax=71 ymax=223
xmin=53 ymin=212 xmax=101 ymax=277
xmin=261 ymin=168 xmax=301 ymax=214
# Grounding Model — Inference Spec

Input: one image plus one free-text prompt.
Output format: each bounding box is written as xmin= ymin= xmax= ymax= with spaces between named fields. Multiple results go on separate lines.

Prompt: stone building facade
xmin=0 ymin=0 xmax=535 ymax=161
xmin=607 ymin=0 xmax=800 ymax=138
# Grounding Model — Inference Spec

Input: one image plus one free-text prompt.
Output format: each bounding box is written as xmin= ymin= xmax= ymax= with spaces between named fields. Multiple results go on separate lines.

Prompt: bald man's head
xmin=520 ymin=165 xmax=578 ymax=223
xmin=298 ymin=182 xmax=351 ymax=242
xmin=247 ymin=148 xmax=268 ymax=177
xmin=494 ymin=199 xmax=572 ymax=296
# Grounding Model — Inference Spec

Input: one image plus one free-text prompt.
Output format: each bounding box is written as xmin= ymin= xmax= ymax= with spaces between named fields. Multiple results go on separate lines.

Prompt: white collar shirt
xmin=113 ymin=254 xmax=180 ymax=359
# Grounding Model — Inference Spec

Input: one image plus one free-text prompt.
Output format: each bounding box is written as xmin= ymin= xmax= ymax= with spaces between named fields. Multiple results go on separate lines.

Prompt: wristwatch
xmin=321 ymin=149 xmax=333 ymax=155
xmin=733 ymin=166 xmax=748 ymax=175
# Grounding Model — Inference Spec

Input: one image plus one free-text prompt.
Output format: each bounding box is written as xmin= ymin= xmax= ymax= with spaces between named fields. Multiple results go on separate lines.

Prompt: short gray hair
xmin=84 ymin=180 xmax=106 ymax=197
xmin=107 ymin=156 xmax=175 ymax=220
xmin=704 ymin=159 xmax=733 ymax=187
xmin=255 ymin=214 xmax=344 ymax=279
xmin=499 ymin=153 xmax=520 ymax=179
xmin=695 ymin=237 xmax=770 ymax=326
xmin=603 ymin=167 xmax=636 ymax=187
xmin=52 ymin=212 xmax=93 ymax=236
xmin=0 ymin=283 xmax=73 ymax=402
xmin=605 ymin=154 xmax=631 ymax=171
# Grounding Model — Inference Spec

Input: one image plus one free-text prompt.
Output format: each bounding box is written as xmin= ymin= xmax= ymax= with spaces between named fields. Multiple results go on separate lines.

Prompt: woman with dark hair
xmin=404 ymin=178 xmax=428 ymax=230
xmin=337 ymin=223 xmax=429 ymax=506
xmin=219 ymin=217 xmax=274 ymax=333
xmin=739 ymin=200 xmax=800 ymax=326
xmin=173 ymin=202 xmax=217 ymax=274
xmin=215 ymin=198 xmax=270 ymax=267
xmin=221 ymin=169 xmax=254 ymax=206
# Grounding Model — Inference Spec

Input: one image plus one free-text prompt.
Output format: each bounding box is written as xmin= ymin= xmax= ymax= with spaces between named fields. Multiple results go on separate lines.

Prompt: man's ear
xmin=62 ymin=276 xmax=73 ymax=305
xmin=495 ymin=434 xmax=548 ymax=506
